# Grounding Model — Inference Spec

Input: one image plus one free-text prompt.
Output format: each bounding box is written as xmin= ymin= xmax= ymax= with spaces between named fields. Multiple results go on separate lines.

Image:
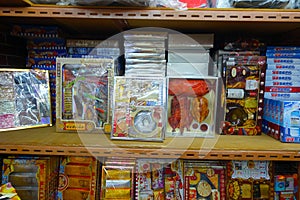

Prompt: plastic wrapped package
xmin=229 ymin=0 xmax=290 ymax=7
xmin=40 ymin=0 xmax=188 ymax=9
xmin=216 ymin=0 xmax=289 ymax=7
xmin=26 ymin=0 xmax=61 ymax=4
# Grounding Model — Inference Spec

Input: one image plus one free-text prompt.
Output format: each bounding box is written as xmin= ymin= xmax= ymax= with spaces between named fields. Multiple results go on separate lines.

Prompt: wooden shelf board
xmin=1 ymin=127 xmax=300 ymax=161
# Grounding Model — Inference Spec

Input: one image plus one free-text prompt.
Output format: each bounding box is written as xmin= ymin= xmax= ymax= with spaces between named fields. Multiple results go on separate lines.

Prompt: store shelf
xmin=1 ymin=127 xmax=300 ymax=161
xmin=0 ymin=6 xmax=300 ymax=37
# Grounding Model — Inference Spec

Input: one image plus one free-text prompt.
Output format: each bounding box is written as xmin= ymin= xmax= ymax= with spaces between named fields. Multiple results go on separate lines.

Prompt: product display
xmin=0 ymin=183 xmax=21 ymax=200
xmin=1 ymin=5 xmax=300 ymax=200
xmin=58 ymin=156 xmax=99 ymax=200
xmin=166 ymin=77 xmax=221 ymax=137
xmin=0 ymin=69 xmax=52 ymax=131
xmin=123 ymin=31 xmax=167 ymax=77
xmin=135 ymin=158 xmax=184 ymax=199
xmin=100 ymin=158 xmax=136 ymax=200
xmin=263 ymin=98 xmax=300 ymax=143
xmin=2 ymin=156 xmax=60 ymax=200
xmin=111 ymin=76 xmax=167 ymax=141
xmin=184 ymin=161 xmax=226 ymax=200
xmin=222 ymin=56 xmax=266 ymax=135
xmin=56 ymin=58 xmax=114 ymax=133
xmin=226 ymin=160 xmax=273 ymax=200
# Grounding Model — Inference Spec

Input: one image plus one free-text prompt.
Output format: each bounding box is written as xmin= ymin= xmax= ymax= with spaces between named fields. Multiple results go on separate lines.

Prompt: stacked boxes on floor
xmin=262 ymin=46 xmax=300 ymax=142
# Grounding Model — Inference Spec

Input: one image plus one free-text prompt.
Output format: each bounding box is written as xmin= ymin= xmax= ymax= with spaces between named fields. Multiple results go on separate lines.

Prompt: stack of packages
xmin=217 ymin=39 xmax=267 ymax=135
xmin=110 ymin=31 xmax=167 ymax=141
xmin=1 ymin=156 xmax=60 ymax=200
xmin=262 ymin=46 xmax=300 ymax=142
xmin=66 ymin=39 xmax=123 ymax=75
xmin=100 ymin=158 xmax=136 ymax=199
xmin=57 ymin=156 xmax=100 ymax=200
xmin=166 ymin=33 xmax=223 ymax=138
xmin=11 ymin=24 xmax=67 ymax=124
xmin=167 ymin=33 xmax=214 ymax=77
xmin=123 ymin=31 xmax=167 ymax=77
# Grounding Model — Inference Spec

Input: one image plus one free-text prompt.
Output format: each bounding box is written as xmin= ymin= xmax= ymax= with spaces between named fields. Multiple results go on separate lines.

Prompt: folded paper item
xmin=0 ymin=183 xmax=21 ymax=200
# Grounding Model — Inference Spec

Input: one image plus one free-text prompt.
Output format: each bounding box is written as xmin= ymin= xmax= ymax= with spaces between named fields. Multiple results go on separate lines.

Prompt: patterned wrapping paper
xmin=0 ymin=69 xmax=52 ymax=131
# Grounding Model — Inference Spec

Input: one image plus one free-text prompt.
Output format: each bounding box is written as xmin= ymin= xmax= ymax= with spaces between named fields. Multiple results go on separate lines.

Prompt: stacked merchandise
xmin=167 ymin=33 xmax=214 ymax=76
xmin=123 ymin=31 xmax=167 ymax=77
xmin=273 ymin=161 xmax=298 ymax=199
xmin=166 ymin=33 xmax=223 ymax=138
xmin=11 ymin=24 xmax=68 ymax=124
xmin=66 ymin=39 xmax=124 ymax=76
xmin=218 ymin=39 xmax=267 ymax=135
xmin=100 ymin=158 xmax=136 ymax=200
xmin=1 ymin=156 xmax=60 ymax=200
xmin=57 ymin=156 xmax=99 ymax=200
xmin=110 ymin=31 xmax=168 ymax=141
xmin=262 ymin=46 xmax=300 ymax=142
xmin=226 ymin=160 xmax=273 ymax=199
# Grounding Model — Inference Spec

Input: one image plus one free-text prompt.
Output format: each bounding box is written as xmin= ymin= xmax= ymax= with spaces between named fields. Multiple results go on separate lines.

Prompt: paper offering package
xmin=111 ymin=76 xmax=167 ymax=141
xmin=56 ymin=58 xmax=114 ymax=133
xmin=0 ymin=69 xmax=52 ymax=131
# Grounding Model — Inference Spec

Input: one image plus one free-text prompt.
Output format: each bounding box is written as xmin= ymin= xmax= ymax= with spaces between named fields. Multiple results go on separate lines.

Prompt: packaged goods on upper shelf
xmin=111 ymin=77 xmax=167 ymax=141
xmin=56 ymin=58 xmax=115 ymax=133
xmin=216 ymin=0 xmax=292 ymax=8
xmin=166 ymin=76 xmax=223 ymax=137
xmin=25 ymin=0 xmax=188 ymax=9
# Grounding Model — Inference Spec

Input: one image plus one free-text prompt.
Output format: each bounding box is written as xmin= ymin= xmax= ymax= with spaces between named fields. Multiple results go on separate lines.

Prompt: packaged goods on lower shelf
xmin=100 ymin=158 xmax=136 ymax=200
xmin=135 ymin=158 xmax=184 ymax=199
xmin=0 ymin=182 xmax=21 ymax=200
xmin=58 ymin=156 xmax=99 ymax=200
xmin=226 ymin=160 xmax=273 ymax=199
xmin=1 ymin=156 xmax=60 ymax=200
xmin=183 ymin=160 xmax=226 ymax=200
